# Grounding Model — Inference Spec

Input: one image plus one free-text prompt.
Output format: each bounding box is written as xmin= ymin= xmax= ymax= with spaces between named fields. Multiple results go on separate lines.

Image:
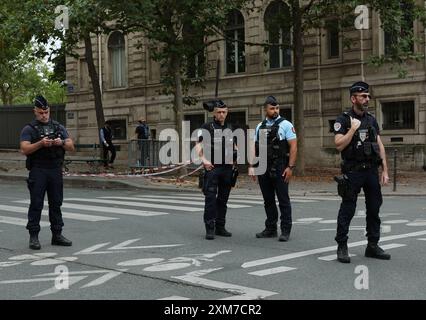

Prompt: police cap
xmin=34 ymin=95 xmax=49 ymax=110
xmin=263 ymin=95 xmax=278 ymax=107
xmin=350 ymin=81 xmax=369 ymax=96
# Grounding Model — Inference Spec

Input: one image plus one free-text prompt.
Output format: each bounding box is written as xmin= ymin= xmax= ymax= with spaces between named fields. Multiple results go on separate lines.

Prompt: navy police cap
xmin=350 ymin=81 xmax=369 ymax=95
xmin=264 ymin=95 xmax=278 ymax=106
xmin=34 ymin=95 xmax=49 ymax=110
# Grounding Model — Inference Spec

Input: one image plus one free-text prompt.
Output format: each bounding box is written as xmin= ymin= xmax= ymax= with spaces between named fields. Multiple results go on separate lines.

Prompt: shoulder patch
xmin=291 ymin=127 xmax=296 ymax=133
xmin=334 ymin=122 xmax=342 ymax=132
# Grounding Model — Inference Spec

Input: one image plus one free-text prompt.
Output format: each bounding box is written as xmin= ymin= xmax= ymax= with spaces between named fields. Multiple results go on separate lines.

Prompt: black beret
xmin=34 ymin=95 xmax=49 ymax=110
xmin=264 ymin=95 xmax=278 ymax=106
xmin=350 ymin=81 xmax=369 ymax=95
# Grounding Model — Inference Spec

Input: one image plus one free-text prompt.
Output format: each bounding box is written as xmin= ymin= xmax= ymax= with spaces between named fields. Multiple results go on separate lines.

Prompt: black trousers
xmin=335 ymin=167 xmax=382 ymax=244
xmin=258 ymin=164 xmax=292 ymax=232
xmin=203 ymin=165 xmax=233 ymax=227
xmin=103 ymin=143 xmax=116 ymax=165
xmin=26 ymin=166 xmax=64 ymax=235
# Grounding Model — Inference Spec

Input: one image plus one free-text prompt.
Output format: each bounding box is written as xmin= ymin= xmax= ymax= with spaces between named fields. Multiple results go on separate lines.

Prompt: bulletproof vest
xmin=255 ymin=117 xmax=289 ymax=168
xmin=341 ymin=112 xmax=380 ymax=163
xmin=26 ymin=119 xmax=65 ymax=170
xmin=206 ymin=120 xmax=234 ymax=165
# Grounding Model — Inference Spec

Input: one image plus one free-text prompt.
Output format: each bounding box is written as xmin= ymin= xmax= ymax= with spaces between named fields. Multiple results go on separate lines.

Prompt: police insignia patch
xmin=334 ymin=122 xmax=342 ymax=132
xmin=292 ymin=127 xmax=296 ymax=133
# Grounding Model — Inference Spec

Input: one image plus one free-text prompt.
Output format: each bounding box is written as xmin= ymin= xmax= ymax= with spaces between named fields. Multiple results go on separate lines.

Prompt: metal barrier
xmin=128 ymin=139 xmax=171 ymax=168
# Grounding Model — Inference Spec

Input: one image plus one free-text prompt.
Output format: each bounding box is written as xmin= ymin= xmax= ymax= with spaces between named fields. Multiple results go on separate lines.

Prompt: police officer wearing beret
xmin=334 ymin=82 xmax=391 ymax=263
xmin=196 ymin=99 xmax=237 ymax=240
xmin=20 ymin=95 xmax=75 ymax=250
xmin=249 ymin=96 xmax=297 ymax=242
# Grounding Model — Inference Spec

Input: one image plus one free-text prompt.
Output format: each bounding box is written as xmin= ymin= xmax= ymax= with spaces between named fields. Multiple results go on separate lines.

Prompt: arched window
xmin=108 ymin=31 xmax=127 ymax=88
xmin=225 ymin=10 xmax=245 ymax=74
xmin=264 ymin=1 xmax=292 ymax=69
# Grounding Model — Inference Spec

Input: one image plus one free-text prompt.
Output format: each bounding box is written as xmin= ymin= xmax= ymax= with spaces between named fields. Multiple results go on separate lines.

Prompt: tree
xmin=105 ymin=0 xmax=251 ymax=165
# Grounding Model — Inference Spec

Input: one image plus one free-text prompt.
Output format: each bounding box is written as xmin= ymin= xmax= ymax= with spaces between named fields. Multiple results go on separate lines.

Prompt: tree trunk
xmin=0 ymin=88 xmax=7 ymax=105
xmin=171 ymin=55 xmax=187 ymax=176
xmin=84 ymin=35 xmax=105 ymax=136
xmin=292 ymin=0 xmax=305 ymax=176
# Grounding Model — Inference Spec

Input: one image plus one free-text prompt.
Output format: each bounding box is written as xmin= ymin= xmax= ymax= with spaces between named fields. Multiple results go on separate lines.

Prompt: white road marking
xmin=0 ymin=204 xmax=117 ymax=222
xmin=318 ymin=220 xmax=337 ymax=224
xmin=101 ymin=196 xmax=249 ymax=209
xmin=16 ymin=200 xmax=168 ymax=217
xmin=65 ymin=198 xmax=201 ymax=212
xmin=30 ymin=257 xmax=78 ymax=266
xmin=379 ymin=243 xmax=406 ymax=250
xmin=296 ymin=218 xmax=323 ymax=222
xmin=382 ymin=220 xmax=409 ymax=224
xmin=0 ymin=215 xmax=49 ymax=227
xmin=248 ymin=266 xmax=296 ymax=276
xmin=318 ymin=253 xmax=356 ymax=261
xmin=158 ymin=296 xmax=190 ymax=300
xmin=172 ymin=268 xmax=277 ymax=300
xmin=108 ymin=239 xmax=184 ymax=251
xmin=242 ymin=230 xmax=426 ymax=268
xmin=407 ymin=220 xmax=426 ymax=227
xmin=117 ymin=258 xmax=165 ymax=267
xmin=32 ymin=276 xmax=86 ymax=298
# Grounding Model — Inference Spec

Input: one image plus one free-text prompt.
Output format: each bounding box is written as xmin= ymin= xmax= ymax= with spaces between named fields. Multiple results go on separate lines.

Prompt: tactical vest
xmin=255 ymin=117 xmax=289 ymax=168
xmin=341 ymin=112 xmax=380 ymax=164
xmin=205 ymin=120 xmax=234 ymax=165
xmin=26 ymin=120 xmax=65 ymax=170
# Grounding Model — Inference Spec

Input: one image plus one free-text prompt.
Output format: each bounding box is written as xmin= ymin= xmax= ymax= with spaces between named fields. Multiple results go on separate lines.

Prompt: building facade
xmin=65 ymin=0 xmax=426 ymax=169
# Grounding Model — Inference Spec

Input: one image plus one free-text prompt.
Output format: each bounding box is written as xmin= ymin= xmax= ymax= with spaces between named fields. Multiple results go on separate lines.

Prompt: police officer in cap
xmin=249 ymin=96 xmax=297 ymax=242
xmin=334 ymin=81 xmax=391 ymax=263
xmin=196 ymin=99 xmax=237 ymax=240
xmin=20 ymin=95 xmax=75 ymax=250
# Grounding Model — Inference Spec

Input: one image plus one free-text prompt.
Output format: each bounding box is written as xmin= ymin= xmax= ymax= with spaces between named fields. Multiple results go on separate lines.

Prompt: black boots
xmin=205 ymin=224 xmax=215 ymax=240
xmin=51 ymin=234 xmax=73 ymax=246
xmin=278 ymin=230 xmax=290 ymax=242
xmin=215 ymin=226 xmax=232 ymax=237
xmin=256 ymin=229 xmax=278 ymax=238
xmin=365 ymin=243 xmax=391 ymax=260
xmin=29 ymin=234 xmax=41 ymax=250
xmin=337 ymin=242 xmax=350 ymax=263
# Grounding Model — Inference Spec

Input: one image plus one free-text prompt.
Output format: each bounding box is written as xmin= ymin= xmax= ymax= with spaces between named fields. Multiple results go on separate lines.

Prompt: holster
xmin=334 ymin=175 xmax=356 ymax=201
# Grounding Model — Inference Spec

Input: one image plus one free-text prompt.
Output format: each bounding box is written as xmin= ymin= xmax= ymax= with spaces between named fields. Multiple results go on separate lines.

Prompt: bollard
xmin=393 ymin=149 xmax=397 ymax=192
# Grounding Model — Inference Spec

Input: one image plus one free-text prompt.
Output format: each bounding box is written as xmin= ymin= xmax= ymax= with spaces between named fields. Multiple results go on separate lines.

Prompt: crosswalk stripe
xmin=15 ymin=200 xmax=168 ymax=217
xmin=0 ymin=215 xmax=49 ymax=227
xmin=137 ymin=195 xmax=262 ymax=205
xmin=248 ymin=266 xmax=296 ymax=276
xmin=178 ymin=193 xmax=339 ymax=202
xmin=0 ymin=204 xmax=118 ymax=222
xmin=101 ymin=196 xmax=250 ymax=209
xmin=138 ymin=194 xmax=315 ymax=204
xmin=318 ymin=253 xmax=356 ymax=261
xmin=64 ymin=198 xmax=202 ymax=212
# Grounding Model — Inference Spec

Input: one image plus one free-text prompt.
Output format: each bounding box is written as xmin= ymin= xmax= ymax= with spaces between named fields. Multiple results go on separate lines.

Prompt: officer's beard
xmin=271 ymin=113 xmax=279 ymax=119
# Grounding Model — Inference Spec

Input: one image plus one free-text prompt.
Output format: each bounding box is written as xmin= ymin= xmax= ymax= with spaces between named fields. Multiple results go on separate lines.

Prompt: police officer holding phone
xmin=20 ymin=95 xmax=74 ymax=250
xmin=333 ymin=82 xmax=391 ymax=263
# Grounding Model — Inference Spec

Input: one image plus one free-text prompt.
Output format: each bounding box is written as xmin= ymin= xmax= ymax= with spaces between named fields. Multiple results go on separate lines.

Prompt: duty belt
xmin=342 ymin=162 xmax=376 ymax=172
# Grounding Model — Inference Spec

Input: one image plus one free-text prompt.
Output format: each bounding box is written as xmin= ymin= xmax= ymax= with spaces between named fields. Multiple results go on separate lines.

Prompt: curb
xmin=0 ymin=173 xmax=424 ymax=197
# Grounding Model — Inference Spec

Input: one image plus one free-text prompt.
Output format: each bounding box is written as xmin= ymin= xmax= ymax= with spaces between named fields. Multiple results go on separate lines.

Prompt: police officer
xmin=196 ymin=99 xmax=237 ymax=240
xmin=20 ymin=95 xmax=75 ymax=250
xmin=334 ymin=81 xmax=391 ymax=263
xmin=249 ymin=96 xmax=297 ymax=242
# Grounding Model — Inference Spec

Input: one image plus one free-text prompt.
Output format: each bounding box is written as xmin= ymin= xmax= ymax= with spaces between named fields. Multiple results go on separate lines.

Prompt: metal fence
xmin=128 ymin=139 xmax=171 ymax=168
xmin=0 ymin=104 xmax=65 ymax=149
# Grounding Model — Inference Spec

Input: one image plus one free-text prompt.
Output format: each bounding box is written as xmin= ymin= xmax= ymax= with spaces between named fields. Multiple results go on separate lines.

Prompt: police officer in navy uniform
xmin=249 ymin=96 xmax=297 ymax=242
xmin=20 ymin=95 xmax=75 ymax=250
xmin=334 ymin=82 xmax=391 ymax=263
xmin=196 ymin=99 xmax=237 ymax=240
xmin=100 ymin=121 xmax=116 ymax=168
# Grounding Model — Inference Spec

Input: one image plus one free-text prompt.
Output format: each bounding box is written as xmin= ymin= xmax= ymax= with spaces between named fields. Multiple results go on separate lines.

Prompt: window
xmin=382 ymin=101 xmax=415 ymax=130
xmin=108 ymin=31 xmax=127 ymax=88
xmin=79 ymin=59 xmax=89 ymax=90
xmin=108 ymin=119 xmax=127 ymax=140
xmin=225 ymin=10 xmax=245 ymax=74
xmin=326 ymin=20 xmax=340 ymax=59
xmin=264 ymin=1 xmax=292 ymax=69
xmin=384 ymin=1 xmax=414 ymax=55
xmin=279 ymin=108 xmax=292 ymax=123
xmin=183 ymin=24 xmax=205 ymax=78
xmin=184 ymin=114 xmax=205 ymax=135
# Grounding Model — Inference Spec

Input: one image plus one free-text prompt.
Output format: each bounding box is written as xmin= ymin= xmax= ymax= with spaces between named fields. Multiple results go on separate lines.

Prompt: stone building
xmin=65 ymin=0 xmax=426 ymax=169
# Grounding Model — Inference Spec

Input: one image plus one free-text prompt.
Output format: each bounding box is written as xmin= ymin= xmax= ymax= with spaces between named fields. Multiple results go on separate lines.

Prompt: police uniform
xmin=20 ymin=95 xmax=72 ymax=250
xmin=333 ymin=82 xmax=390 ymax=263
xmin=254 ymin=110 xmax=297 ymax=241
xmin=100 ymin=122 xmax=116 ymax=167
xmin=198 ymin=117 xmax=236 ymax=240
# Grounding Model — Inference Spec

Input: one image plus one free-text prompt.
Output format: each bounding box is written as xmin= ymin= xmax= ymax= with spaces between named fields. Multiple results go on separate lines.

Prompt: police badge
xmin=359 ymin=129 xmax=368 ymax=142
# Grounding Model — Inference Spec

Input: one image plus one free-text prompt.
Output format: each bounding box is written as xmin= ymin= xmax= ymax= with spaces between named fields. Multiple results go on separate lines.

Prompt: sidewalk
xmin=1 ymin=156 xmax=425 ymax=196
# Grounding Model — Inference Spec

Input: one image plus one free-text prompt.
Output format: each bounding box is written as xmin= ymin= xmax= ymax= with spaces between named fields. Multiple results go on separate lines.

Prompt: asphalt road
xmin=0 ymin=181 xmax=425 ymax=300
